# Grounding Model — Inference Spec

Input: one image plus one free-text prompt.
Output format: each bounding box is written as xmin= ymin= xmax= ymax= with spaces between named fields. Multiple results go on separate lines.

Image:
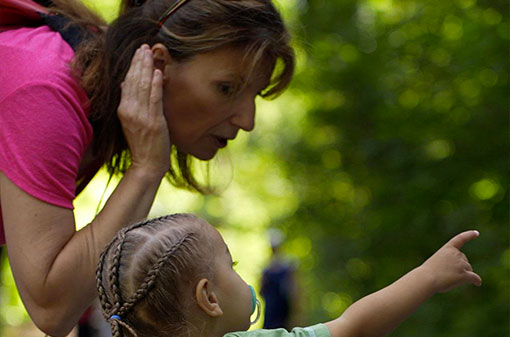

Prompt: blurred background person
xmin=260 ymin=229 xmax=302 ymax=330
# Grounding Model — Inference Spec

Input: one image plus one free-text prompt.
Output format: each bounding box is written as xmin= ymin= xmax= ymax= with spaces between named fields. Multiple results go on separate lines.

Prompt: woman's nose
xmin=230 ymin=99 xmax=255 ymax=131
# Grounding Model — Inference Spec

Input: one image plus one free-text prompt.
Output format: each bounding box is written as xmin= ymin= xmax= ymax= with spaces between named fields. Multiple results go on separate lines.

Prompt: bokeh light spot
xmin=321 ymin=91 xmax=346 ymax=110
xmin=457 ymin=78 xmax=481 ymax=105
xmin=206 ymin=198 xmax=225 ymax=218
xmin=4 ymin=305 xmax=25 ymax=326
xmin=502 ymin=249 xmax=510 ymax=269
xmin=454 ymin=0 xmax=476 ymax=9
xmin=333 ymin=180 xmax=354 ymax=201
xmin=388 ymin=30 xmax=406 ymax=47
xmin=346 ymin=258 xmax=372 ymax=279
xmin=478 ymin=68 xmax=499 ymax=87
xmin=442 ymin=15 xmax=464 ymax=40
xmin=353 ymin=188 xmax=372 ymax=208
xmin=433 ymin=90 xmax=455 ymax=112
xmin=482 ymin=8 xmax=502 ymax=25
xmin=399 ymin=89 xmax=420 ymax=109
xmin=425 ymin=139 xmax=454 ymax=160
xmin=469 ymin=178 xmax=501 ymax=200
xmin=340 ymin=44 xmax=360 ymax=63
xmin=82 ymin=0 xmax=119 ymax=22
xmin=429 ymin=48 xmax=451 ymax=67
xmin=309 ymin=126 xmax=340 ymax=147
xmin=367 ymin=0 xmax=394 ymax=12
xmin=322 ymin=292 xmax=353 ymax=318
xmin=287 ymin=236 xmax=312 ymax=258
xmin=449 ymin=107 xmax=472 ymax=124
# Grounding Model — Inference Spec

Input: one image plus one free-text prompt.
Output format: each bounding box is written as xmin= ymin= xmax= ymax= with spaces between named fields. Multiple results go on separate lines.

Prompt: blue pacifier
xmin=249 ymin=285 xmax=261 ymax=324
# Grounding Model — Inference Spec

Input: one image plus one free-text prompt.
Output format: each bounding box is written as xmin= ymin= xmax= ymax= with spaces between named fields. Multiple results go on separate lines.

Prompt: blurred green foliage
xmin=274 ymin=0 xmax=508 ymax=336
xmin=1 ymin=0 xmax=508 ymax=336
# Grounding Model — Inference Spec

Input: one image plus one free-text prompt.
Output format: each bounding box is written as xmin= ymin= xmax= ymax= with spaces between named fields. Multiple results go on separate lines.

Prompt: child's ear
xmin=195 ymin=278 xmax=223 ymax=317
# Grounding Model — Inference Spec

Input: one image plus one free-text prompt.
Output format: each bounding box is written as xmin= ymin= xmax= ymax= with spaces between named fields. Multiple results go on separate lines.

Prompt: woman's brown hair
xmin=50 ymin=0 xmax=295 ymax=192
xmin=96 ymin=213 xmax=215 ymax=337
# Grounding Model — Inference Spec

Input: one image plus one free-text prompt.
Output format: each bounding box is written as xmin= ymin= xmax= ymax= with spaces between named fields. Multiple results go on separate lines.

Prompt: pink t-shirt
xmin=0 ymin=25 xmax=93 ymax=245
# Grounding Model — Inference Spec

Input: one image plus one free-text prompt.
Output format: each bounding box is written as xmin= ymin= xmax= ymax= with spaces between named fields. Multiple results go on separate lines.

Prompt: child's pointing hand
xmin=421 ymin=230 xmax=482 ymax=294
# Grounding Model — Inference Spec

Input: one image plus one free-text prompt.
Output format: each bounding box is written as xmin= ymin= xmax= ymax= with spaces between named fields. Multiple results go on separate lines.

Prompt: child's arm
xmin=325 ymin=230 xmax=482 ymax=337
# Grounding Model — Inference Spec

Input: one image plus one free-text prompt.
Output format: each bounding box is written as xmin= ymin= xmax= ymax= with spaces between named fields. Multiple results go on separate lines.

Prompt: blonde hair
xmin=50 ymin=0 xmax=295 ymax=193
xmin=96 ymin=213 xmax=215 ymax=337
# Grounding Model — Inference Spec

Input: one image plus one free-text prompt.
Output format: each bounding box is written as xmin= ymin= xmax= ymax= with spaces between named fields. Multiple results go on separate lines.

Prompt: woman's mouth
xmin=214 ymin=136 xmax=228 ymax=148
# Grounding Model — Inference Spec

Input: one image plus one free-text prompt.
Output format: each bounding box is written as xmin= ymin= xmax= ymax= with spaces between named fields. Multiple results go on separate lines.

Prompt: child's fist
xmin=421 ymin=230 xmax=482 ymax=294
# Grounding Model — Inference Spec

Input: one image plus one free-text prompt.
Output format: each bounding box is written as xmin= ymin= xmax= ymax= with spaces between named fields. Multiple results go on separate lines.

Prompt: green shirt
xmin=224 ymin=324 xmax=331 ymax=337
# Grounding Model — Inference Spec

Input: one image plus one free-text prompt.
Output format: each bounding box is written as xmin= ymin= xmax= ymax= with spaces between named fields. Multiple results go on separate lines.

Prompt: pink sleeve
xmin=0 ymin=80 xmax=92 ymax=209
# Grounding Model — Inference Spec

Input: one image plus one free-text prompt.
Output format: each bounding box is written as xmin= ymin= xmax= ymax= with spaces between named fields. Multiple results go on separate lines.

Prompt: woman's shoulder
xmin=0 ymin=25 xmax=89 ymax=116
xmin=0 ymin=25 xmax=79 ymax=93
xmin=0 ymin=25 xmax=74 ymax=59
xmin=0 ymin=29 xmax=93 ymax=212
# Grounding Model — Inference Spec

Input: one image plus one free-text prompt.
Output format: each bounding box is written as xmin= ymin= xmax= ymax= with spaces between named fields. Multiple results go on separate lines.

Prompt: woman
xmin=0 ymin=0 xmax=294 ymax=335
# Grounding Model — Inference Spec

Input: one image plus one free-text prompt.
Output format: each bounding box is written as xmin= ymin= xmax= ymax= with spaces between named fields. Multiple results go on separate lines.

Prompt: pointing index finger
xmin=447 ymin=230 xmax=480 ymax=249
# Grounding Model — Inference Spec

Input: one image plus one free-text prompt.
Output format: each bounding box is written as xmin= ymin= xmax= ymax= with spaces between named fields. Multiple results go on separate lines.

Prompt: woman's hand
xmin=118 ymin=44 xmax=170 ymax=177
xmin=420 ymin=230 xmax=482 ymax=293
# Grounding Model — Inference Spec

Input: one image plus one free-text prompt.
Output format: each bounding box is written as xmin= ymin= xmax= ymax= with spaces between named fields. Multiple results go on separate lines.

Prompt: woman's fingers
xmin=150 ymin=69 xmax=164 ymax=116
xmin=123 ymin=46 xmax=143 ymax=98
xmin=137 ymin=47 xmax=155 ymax=108
xmin=116 ymin=44 xmax=170 ymax=174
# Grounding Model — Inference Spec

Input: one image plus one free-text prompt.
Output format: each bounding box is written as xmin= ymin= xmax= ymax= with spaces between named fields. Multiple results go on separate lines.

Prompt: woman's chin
xmin=190 ymin=149 xmax=218 ymax=161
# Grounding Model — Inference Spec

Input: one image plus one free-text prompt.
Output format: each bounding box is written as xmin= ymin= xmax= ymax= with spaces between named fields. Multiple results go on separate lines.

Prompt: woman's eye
xmin=219 ymin=83 xmax=235 ymax=96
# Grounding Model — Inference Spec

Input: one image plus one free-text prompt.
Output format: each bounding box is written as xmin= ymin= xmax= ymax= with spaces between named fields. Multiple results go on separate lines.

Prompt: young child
xmin=96 ymin=213 xmax=481 ymax=337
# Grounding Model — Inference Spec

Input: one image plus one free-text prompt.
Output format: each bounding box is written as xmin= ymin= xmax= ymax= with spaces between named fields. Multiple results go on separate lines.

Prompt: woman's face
xmin=162 ymin=47 xmax=272 ymax=161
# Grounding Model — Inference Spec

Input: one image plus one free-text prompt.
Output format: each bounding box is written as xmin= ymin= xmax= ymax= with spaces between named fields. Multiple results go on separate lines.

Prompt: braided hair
xmin=96 ymin=214 xmax=215 ymax=337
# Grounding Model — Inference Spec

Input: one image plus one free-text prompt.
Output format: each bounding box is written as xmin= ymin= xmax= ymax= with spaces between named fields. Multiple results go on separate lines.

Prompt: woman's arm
xmin=325 ymin=230 xmax=482 ymax=337
xmin=1 ymin=46 xmax=168 ymax=337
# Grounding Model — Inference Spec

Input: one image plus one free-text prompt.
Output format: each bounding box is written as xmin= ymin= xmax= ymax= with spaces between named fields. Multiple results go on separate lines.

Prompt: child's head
xmin=97 ymin=213 xmax=254 ymax=337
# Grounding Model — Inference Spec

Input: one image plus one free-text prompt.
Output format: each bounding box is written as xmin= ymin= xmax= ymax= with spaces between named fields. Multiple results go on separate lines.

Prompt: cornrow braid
xmin=117 ymin=233 xmax=194 ymax=317
xmin=109 ymin=228 xmax=129 ymax=315
xmin=97 ymin=240 xmax=115 ymax=315
xmin=96 ymin=214 xmax=202 ymax=337
xmin=110 ymin=314 xmax=139 ymax=337
xmin=96 ymin=216 xmax=166 ymax=319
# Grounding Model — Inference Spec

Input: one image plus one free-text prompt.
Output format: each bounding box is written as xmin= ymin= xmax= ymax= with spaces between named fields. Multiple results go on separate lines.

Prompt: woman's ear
xmin=151 ymin=43 xmax=172 ymax=78
xmin=195 ymin=278 xmax=223 ymax=318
